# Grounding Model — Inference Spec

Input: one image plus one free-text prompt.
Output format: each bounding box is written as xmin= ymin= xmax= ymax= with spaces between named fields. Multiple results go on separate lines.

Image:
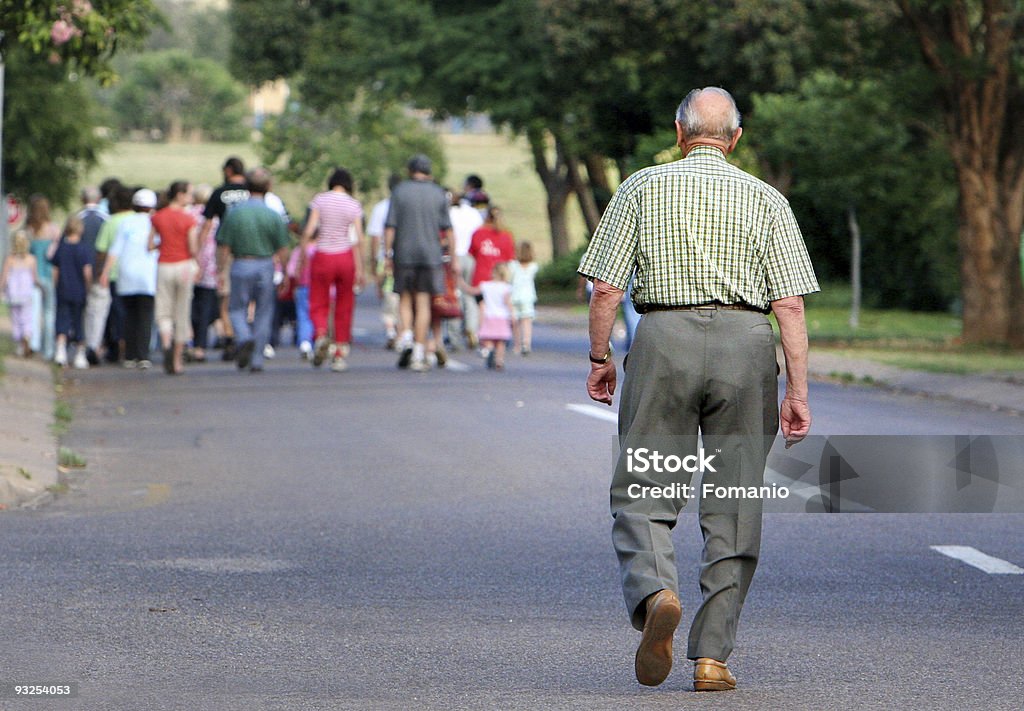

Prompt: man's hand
xmin=780 ymin=395 xmax=811 ymax=448
xmin=587 ymin=361 xmax=617 ymax=405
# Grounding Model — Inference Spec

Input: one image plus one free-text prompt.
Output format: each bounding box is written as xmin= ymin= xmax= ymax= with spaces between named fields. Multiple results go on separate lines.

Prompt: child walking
xmin=509 ymin=240 xmax=539 ymax=355
xmin=461 ymin=261 xmax=513 ymax=371
xmin=0 ymin=231 xmax=42 ymax=357
xmin=50 ymin=215 xmax=94 ymax=368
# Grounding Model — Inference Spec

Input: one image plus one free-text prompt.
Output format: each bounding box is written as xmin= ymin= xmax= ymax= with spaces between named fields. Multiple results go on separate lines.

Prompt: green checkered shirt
xmin=578 ymin=146 xmax=819 ymax=310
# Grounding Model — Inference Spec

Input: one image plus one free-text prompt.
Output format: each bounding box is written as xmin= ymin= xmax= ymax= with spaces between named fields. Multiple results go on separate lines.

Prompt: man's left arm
xmin=587 ymin=279 xmax=625 ymax=405
xmin=771 ymin=295 xmax=811 ymax=447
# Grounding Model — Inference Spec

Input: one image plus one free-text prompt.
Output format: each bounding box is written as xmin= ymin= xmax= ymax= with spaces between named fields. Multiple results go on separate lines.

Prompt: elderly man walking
xmin=579 ymin=87 xmax=819 ymax=691
xmin=215 ymin=168 xmax=290 ymax=373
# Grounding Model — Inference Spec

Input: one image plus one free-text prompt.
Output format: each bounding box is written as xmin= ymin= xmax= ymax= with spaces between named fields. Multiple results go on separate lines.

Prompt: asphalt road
xmin=1 ymin=302 xmax=1022 ymax=710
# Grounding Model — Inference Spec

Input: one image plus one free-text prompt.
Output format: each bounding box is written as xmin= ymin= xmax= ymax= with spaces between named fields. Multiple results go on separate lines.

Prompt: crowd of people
xmin=1 ymin=155 xmax=540 ymax=375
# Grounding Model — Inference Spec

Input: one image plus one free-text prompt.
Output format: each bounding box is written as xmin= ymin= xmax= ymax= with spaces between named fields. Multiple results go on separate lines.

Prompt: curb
xmin=0 ymin=316 xmax=60 ymax=510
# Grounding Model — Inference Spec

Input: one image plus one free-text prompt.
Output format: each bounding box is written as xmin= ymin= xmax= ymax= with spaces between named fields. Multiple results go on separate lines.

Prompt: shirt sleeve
xmin=271 ymin=217 xmax=290 ymax=251
xmin=764 ymin=202 xmax=820 ymax=301
xmin=215 ymin=213 xmax=233 ymax=248
xmin=577 ymin=177 xmax=640 ymax=291
xmin=438 ymin=193 xmax=452 ymax=231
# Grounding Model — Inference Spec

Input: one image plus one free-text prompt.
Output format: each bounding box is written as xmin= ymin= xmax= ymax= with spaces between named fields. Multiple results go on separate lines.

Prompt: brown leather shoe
xmin=634 ymin=589 xmax=682 ymax=686
xmin=693 ymin=657 xmax=737 ymax=691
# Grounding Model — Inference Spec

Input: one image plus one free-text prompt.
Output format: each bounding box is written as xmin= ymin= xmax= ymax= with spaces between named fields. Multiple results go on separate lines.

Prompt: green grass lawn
xmin=78 ymin=133 xmax=586 ymax=266
xmin=801 ymin=286 xmax=1023 ymax=376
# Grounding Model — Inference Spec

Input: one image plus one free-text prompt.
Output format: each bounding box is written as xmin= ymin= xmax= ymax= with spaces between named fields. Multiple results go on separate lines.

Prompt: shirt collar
xmin=684 ymin=145 xmax=728 ymax=161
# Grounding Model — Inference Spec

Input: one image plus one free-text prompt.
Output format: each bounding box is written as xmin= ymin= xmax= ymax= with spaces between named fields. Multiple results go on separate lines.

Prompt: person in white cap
xmin=99 ymin=188 xmax=159 ymax=368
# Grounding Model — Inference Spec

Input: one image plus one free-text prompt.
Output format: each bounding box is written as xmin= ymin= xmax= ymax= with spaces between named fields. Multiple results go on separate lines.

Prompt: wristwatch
xmin=589 ymin=349 xmax=611 ymax=364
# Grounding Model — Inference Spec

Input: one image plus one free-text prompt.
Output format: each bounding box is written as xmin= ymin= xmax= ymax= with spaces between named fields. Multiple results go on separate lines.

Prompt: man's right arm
xmin=771 ymin=295 xmax=811 ymax=446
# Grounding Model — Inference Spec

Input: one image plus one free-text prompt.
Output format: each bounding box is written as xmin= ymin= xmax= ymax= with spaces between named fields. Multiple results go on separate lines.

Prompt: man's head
xmin=407 ymin=154 xmax=433 ymax=177
xmin=80 ymin=186 xmax=101 ymax=206
xmin=246 ymin=167 xmax=273 ymax=196
xmin=464 ymin=174 xmax=483 ymax=192
xmin=223 ymin=156 xmax=245 ymax=180
xmin=675 ymin=87 xmax=742 ymax=155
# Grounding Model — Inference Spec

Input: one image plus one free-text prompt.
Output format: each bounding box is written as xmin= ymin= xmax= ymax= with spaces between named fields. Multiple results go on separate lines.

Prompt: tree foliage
xmin=2 ymin=46 xmax=107 ymax=207
xmin=747 ymin=71 xmax=959 ymax=310
xmin=0 ymin=0 xmax=160 ymax=85
xmin=1 ymin=0 xmax=159 ymax=206
xmin=258 ymin=94 xmax=446 ymax=194
xmin=112 ymin=49 xmax=248 ymax=142
xmin=225 ymin=0 xmax=1024 ymax=340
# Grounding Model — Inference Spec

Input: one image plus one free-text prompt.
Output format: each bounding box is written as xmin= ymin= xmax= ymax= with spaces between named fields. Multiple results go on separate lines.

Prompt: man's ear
xmin=727 ymin=127 xmax=743 ymax=154
xmin=675 ymin=120 xmax=686 ymax=149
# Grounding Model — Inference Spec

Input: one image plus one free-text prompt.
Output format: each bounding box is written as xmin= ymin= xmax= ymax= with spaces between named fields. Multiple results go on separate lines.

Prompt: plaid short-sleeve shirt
xmin=578 ymin=146 xmax=819 ymax=310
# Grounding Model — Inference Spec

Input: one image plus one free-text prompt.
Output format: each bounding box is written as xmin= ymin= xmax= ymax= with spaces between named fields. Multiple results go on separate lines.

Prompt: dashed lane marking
xmin=930 ymin=545 xmax=1024 ymax=575
xmin=566 ymin=403 xmax=619 ymax=424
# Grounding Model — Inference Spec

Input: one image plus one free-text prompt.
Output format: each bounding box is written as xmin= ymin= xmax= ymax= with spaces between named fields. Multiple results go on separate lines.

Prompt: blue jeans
xmin=31 ymin=279 xmax=56 ymax=359
xmin=294 ymin=285 xmax=313 ymax=346
xmin=229 ymin=258 xmax=275 ymax=368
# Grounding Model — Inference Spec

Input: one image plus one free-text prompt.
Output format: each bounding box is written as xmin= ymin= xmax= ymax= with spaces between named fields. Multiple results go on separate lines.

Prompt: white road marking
xmin=566 ymin=403 xmax=618 ymax=424
xmin=930 ymin=545 xmax=1024 ymax=575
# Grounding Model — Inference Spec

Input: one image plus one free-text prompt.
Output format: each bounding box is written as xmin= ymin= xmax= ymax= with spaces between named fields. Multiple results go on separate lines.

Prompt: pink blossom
xmin=51 ymin=20 xmax=75 ymax=46
xmin=72 ymin=0 xmax=93 ymax=16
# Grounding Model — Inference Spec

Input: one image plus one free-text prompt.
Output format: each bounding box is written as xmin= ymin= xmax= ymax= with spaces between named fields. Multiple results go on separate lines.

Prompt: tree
xmin=258 ymin=94 xmax=446 ymax=194
xmin=112 ymin=49 xmax=248 ymax=142
xmin=1 ymin=0 xmax=159 ymax=206
xmin=2 ymin=46 xmax=107 ymax=205
xmin=897 ymin=0 xmax=1024 ymax=345
xmin=1 ymin=0 xmax=160 ymax=85
xmin=747 ymin=71 xmax=959 ymax=315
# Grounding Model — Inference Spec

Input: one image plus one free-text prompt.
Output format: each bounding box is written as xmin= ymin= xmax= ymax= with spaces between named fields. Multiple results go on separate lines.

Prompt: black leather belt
xmin=638 ymin=301 xmax=768 ymax=314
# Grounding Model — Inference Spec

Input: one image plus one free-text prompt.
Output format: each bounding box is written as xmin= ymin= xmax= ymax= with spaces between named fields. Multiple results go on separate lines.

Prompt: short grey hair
xmin=80 ymin=186 xmax=101 ymax=204
xmin=675 ymin=87 xmax=741 ymax=142
xmin=246 ymin=167 xmax=273 ymax=195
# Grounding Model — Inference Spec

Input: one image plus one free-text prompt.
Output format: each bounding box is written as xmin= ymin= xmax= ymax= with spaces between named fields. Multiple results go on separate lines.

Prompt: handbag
xmin=432 ymin=263 xmax=462 ymax=319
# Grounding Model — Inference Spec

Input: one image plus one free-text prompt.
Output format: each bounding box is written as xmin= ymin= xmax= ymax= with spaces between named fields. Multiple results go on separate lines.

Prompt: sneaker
xmin=85 ymin=348 xmax=100 ymax=365
xmin=409 ymin=357 xmax=430 ymax=372
xmin=330 ymin=354 xmax=348 ymax=372
xmin=236 ymin=340 xmax=255 ymax=370
xmin=73 ymin=348 xmax=89 ymax=370
xmin=138 ymin=359 xmax=153 ymax=370
xmin=312 ymin=336 xmax=330 ymax=367
xmin=54 ymin=342 xmax=68 ymax=367
xmin=397 ymin=346 xmax=413 ymax=369
xmin=299 ymin=341 xmax=313 ymax=360
xmin=521 ymin=347 xmax=531 ymax=356
xmin=263 ymin=344 xmax=276 ymax=360
xmin=122 ymin=359 xmax=138 ymax=369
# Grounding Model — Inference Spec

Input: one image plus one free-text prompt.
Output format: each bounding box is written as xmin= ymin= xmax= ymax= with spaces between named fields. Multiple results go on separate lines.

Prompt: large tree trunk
xmin=528 ymin=127 xmax=573 ymax=258
xmin=900 ymin=0 xmax=1024 ymax=346
xmin=566 ymin=147 xmax=601 ymax=236
xmin=957 ymin=160 xmax=1024 ymax=345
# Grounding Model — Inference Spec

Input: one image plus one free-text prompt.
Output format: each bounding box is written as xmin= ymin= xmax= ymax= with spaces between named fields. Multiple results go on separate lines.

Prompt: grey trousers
xmin=612 ymin=308 xmax=779 ymax=662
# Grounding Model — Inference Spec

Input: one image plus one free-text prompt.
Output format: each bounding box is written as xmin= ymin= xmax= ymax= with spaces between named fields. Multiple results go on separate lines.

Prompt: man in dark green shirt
xmin=216 ymin=168 xmax=290 ymax=372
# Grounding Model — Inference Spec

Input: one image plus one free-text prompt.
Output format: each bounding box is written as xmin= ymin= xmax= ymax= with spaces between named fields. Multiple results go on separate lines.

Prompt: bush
xmin=536 ymin=244 xmax=588 ymax=291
